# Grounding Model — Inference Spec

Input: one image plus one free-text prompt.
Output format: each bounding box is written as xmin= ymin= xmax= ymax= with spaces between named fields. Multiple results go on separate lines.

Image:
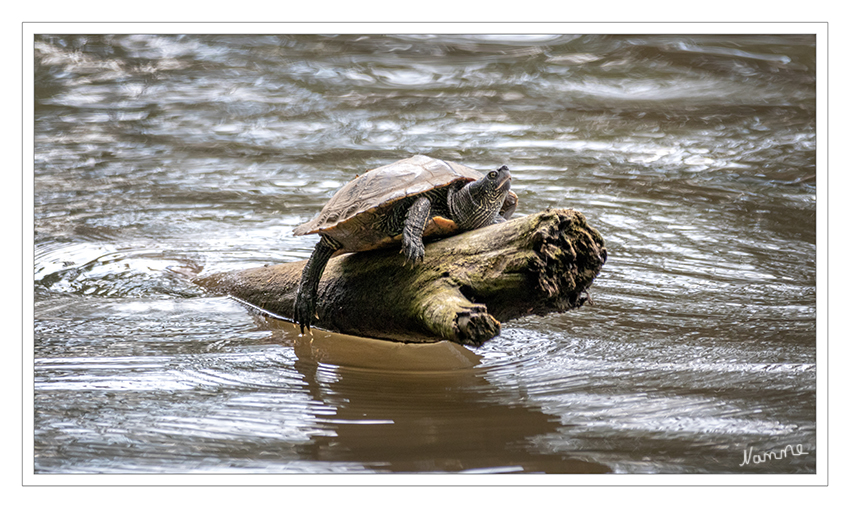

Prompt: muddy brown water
xmin=33 ymin=34 xmax=816 ymax=474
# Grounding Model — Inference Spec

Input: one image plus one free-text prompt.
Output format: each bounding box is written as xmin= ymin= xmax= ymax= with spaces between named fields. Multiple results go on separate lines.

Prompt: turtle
xmin=292 ymin=154 xmax=517 ymax=333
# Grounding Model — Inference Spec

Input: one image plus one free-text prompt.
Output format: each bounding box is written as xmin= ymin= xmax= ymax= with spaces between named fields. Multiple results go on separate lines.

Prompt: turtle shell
xmin=292 ymin=155 xmax=484 ymax=253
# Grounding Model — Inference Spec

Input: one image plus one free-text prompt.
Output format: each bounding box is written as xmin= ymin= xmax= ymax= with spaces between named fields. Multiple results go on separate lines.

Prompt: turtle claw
xmin=294 ymin=294 xmax=315 ymax=334
xmin=402 ymin=238 xmax=425 ymax=265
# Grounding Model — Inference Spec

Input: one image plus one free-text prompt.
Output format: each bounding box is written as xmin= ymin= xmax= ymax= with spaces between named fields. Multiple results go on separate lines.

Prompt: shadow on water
xmin=269 ymin=319 xmax=611 ymax=473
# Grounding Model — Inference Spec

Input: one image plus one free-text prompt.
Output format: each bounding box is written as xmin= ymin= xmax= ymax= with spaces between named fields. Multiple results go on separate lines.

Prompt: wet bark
xmin=195 ymin=209 xmax=607 ymax=346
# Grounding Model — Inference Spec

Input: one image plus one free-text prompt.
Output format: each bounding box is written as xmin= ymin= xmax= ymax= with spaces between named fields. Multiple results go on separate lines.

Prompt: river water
xmin=32 ymin=33 xmax=817 ymax=475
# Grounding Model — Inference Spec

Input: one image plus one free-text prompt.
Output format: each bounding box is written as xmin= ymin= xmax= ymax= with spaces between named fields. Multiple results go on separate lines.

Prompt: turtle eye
xmin=488 ymin=171 xmax=497 ymax=179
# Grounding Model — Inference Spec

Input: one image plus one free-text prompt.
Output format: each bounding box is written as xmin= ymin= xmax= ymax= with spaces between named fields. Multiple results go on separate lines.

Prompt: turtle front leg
xmin=402 ymin=196 xmax=431 ymax=264
xmin=295 ymin=235 xmax=341 ymax=333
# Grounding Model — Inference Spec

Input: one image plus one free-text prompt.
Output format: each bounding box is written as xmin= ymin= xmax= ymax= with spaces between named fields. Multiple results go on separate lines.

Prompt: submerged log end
xmin=416 ymin=284 xmax=501 ymax=346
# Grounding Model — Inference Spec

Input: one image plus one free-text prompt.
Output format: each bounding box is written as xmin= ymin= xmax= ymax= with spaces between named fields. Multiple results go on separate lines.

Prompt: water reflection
xmin=287 ymin=325 xmax=610 ymax=473
xmin=34 ymin=308 xmax=610 ymax=473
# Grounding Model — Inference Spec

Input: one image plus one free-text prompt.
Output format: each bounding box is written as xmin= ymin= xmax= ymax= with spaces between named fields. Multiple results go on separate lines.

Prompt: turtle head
xmin=468 ymin=165 xmax=511 ymax=210
xmin=451 ymin=165 xmax=512 ymax=230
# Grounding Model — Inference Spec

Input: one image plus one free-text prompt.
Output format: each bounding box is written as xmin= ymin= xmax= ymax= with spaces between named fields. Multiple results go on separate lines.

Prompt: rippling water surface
xmin=33 ymin=33 xmax=816 ymax=475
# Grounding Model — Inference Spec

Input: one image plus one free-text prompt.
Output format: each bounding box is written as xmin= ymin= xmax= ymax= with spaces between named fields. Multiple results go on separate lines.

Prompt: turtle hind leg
xmin=401 ymin=196 xmax=431 ymax=264
xmin=295 ymin=235 xmax=341 ymax=333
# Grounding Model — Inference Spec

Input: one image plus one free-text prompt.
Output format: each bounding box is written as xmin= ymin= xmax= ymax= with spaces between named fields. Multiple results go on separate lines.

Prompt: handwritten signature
xmin=740 ymin=444 xmax=810 ymax=467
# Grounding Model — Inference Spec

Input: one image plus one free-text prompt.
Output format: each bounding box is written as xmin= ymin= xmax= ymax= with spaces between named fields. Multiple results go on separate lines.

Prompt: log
xmin=195 ymin=209 xmax=607 ymax=346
